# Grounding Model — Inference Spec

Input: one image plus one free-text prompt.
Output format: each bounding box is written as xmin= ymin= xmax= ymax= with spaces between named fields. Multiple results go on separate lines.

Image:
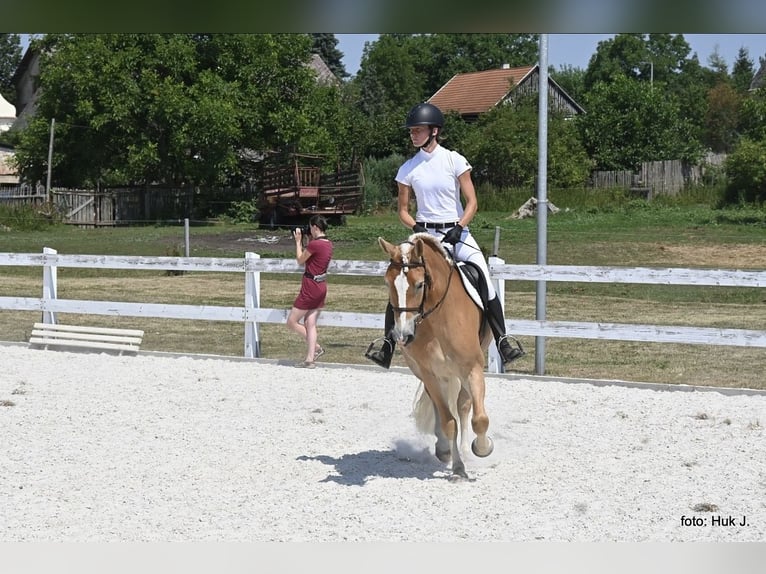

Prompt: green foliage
xmin=359 ymin=153 xmax=406 ymax=212
xmin=311 ymin=33 xmax=348 ymax=80
xmin=738 ymin=88 xmax=766 ymax=142
xmin=0 ymin=33 xmax=22 ymax=103
xmin=224 ymin=199 xmax=259 ymax=224
xmin=704 ymin=82 xmax=742 ymax=153
xmin=13 ymin=33 xmax=349 ymax=189
xmin=578 ymin=75 xmax=703 ymax=170
xmin=0 ymin=203 xmax=60 ymax=231
xmin=731 ymin=47 xmax=756 ymax=94
xmin=723 ymin=138 xmax=766 ymax=204
xmin=464 ymin=97 xmax=593 ymax=189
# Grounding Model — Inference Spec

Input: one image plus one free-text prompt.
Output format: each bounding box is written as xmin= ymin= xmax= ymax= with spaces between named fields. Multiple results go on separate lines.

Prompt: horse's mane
xmin=406 ymin=232 xmax=453 ymax=263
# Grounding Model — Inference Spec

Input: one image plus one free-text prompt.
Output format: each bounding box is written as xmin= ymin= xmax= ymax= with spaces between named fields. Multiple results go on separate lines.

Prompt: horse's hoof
xmin=471 ymin=436 xmax=494 ymax=458
xmin=435 ymin=447 xmax=451 ymax=463
xmin=449 ymin=467 xmax=469 ymax=482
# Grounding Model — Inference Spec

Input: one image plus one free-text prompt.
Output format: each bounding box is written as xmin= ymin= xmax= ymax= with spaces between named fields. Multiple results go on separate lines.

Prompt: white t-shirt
xmin=395 ymin=144 xmax=471 ymax=223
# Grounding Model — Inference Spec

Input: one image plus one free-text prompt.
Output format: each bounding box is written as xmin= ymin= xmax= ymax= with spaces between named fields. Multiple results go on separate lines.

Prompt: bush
xmin=0 ymin=203 xmax=61 ymax=231
xmin=361 ymin=153 xmax=406 ymax=212
xmin=723 ymin=139 xmax=766 ymax=205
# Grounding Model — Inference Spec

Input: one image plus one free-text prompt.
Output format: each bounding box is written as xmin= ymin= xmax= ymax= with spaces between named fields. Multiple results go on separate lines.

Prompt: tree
xmin=464 ymin=96 xmax=593 ymax=189
xmin=0 ymin=33 xmax=22 ymax=104
xmin=578 ymin=75 xmax=702 ymax=170
xmin=12 ymin=33 xmax=349 ymax=188
xmin=731 ymin=47 xmax=755 ymax=94
xmin=704 ymin=82 xmax=741 ymax=153
xmin=353 ymin=35 xmax=424 ymax=158
xmin=415 ymin=33 xmax=538 ymax=97
xmin=311 ymin=33 xmax=348 ymax=80
xmin=738 ymin=88 xmax=766 ymax=142
xmin=551 ymin=65 xmax=586 ymax=104
xmin=353 ymin=33 xmax=539 ymax=159
xmin=723 ymin=138 xmax=766 ymax=204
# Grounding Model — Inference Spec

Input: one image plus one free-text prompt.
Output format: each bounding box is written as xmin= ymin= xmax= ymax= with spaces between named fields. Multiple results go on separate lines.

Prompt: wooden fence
xmin=1 ymin=249 xmax=764 ymax=374
xmin=0 ymin=185 xmax=254 ymax=226
xmin=590 ymin=153 xmax=727 ymax=196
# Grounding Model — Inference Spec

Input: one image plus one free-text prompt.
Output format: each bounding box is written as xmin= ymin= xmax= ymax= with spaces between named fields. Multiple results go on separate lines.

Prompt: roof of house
xmin=750 ymin=57 xmax=766 ymax=90
xmin=428 ymin=65 xmax=536 ymax=116
xmin=309 ymin=53 xmax=340 ymax=86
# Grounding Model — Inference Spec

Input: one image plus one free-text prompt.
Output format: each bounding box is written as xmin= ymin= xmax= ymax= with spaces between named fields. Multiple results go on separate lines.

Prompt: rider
xmin=365 ymin=102 xmax=524 ymax=369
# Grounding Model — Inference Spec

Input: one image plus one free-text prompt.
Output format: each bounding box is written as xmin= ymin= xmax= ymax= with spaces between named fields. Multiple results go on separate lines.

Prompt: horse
xmin=378 ymin=232 xmax=495 ymax=481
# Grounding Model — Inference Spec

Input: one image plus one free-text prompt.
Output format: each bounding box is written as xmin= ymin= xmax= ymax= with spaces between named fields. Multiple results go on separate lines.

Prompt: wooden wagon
xmin=256 ymin=152 xmax=364 ymax=227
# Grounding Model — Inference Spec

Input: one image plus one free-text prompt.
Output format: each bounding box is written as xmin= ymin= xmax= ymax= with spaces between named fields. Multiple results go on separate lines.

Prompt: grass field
xmin=2 ymin=198 xmax=765 ymax=389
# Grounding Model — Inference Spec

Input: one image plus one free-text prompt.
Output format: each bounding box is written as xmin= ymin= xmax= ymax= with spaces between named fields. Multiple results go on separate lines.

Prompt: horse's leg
xmin=423 ymin=378 xmax=467 ymax=479
xmin=467 ymin=366 xmax=494 ymax=458
xmin=431 ymin=400 xmax=451 ymax=463
xmin=457 ymin=386 xmax=472 ymax=457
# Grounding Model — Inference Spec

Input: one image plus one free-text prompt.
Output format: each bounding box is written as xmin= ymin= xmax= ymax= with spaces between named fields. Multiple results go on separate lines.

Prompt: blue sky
xmin=337 ymin=34 xmax=766 ymax=76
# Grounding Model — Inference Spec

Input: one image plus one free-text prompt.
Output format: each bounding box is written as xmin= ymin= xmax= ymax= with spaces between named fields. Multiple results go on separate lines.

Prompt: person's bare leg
xmin=303 ymin=309 xmax=320 ymax=363
xmin=286 ymin=306 xmax=308 ymax=341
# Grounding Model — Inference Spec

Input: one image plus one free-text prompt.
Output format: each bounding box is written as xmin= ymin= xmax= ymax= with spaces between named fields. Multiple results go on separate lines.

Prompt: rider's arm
xmin=397 ymin=182 xmax=417 ymax=229
xmin=457 ymin=169 xmax=478 ymax=228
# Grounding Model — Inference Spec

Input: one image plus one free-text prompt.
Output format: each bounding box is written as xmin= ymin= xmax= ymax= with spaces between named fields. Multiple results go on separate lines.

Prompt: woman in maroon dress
xmin=286 ymin=215 xmax=334 ymax=368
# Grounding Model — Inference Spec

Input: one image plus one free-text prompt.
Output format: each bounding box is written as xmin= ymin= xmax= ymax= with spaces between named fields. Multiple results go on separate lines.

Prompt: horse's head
xmin=378 ymin=233 xmax=453 ymax=346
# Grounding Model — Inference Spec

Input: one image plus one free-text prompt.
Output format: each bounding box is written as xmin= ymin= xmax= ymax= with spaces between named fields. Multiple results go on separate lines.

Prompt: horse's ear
xmin=378 ymin=237 xmax=396 ymax=257
xmin=412 ymin=237 xmax=424 ymax=259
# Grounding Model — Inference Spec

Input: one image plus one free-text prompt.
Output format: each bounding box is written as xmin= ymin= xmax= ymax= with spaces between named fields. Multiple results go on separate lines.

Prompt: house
xmin=428 ymin=64 xmax=585 ymax=122
xmin=308 ymin=53 xmax=340 ymax=86
xmin=0 ymin=145 xmax=18 ymax=184
xmin=750 ymin=56 xmax=766 ymax=90
xmin=0 ymin=93 xmax=16 ymax=132
xmin=10 ymin=46 xmax=41 ymax=131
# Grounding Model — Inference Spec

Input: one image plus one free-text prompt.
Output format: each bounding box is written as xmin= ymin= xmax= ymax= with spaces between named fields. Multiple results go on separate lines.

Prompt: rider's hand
xmin=441 ymin=224 xmax=463 ymax=246
xmin=412 ymin=223 xmax=427 ymax=234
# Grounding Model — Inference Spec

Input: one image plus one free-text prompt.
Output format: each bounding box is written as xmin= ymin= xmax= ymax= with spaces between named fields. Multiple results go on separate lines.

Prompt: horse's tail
xmin=412 ymin=382 xmax=435 ymax=435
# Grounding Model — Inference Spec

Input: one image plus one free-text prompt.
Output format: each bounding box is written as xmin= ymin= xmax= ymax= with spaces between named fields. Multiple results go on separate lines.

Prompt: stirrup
xmin=365 ymin=337 xmax=394 ymax=369
xmin=498 ymin=335 xmax=525 ymax=365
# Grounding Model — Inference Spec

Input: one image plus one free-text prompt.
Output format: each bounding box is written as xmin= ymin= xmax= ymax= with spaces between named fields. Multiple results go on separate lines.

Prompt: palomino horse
xmin=379 ymin=233 xmax=495 ymax=480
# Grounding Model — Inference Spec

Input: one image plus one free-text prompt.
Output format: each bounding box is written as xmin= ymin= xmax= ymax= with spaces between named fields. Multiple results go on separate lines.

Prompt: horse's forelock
xmin=399 ymin=242 xmax=413 ymax=268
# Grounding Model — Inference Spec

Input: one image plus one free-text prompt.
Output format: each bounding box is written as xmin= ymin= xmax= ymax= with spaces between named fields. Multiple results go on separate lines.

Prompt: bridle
xmin=388 ymin=242 xmax=455 ymax=325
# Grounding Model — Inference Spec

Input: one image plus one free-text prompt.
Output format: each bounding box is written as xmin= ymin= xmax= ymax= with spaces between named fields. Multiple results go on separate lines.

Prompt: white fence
xmin=1 ymin=248 xmax=765 ymax=374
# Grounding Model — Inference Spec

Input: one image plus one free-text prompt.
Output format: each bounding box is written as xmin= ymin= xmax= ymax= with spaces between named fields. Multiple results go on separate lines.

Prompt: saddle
xmin=456 ymin=261 xmax=490 ymax=312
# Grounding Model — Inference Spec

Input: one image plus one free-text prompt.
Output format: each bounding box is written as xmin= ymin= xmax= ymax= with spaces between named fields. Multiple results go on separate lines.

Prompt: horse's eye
xmin=415 ymin=281 xmax=425 ymax=291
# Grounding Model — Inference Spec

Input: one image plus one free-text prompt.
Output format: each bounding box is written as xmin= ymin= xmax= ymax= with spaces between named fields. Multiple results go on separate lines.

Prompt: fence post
xmin=244 ymin=252 xmax=261 ymax=358
xmin=487 ymin=255 xmax=504 ymax=374
xmin=42 ymin=246 xmax=58 ymax=325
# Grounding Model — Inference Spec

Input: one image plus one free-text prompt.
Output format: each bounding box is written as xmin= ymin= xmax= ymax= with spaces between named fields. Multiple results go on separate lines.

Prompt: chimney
xmin=501 ymin=63 xmax=510 ymax=69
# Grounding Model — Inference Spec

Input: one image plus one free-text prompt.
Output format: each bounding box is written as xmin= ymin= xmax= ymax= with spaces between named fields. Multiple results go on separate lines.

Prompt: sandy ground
xmin=1 ymin=344 xmax=765 ymax=542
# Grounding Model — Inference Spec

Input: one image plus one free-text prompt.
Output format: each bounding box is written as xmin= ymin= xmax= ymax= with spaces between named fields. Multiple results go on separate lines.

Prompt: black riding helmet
xmin=404 ymin=102 xmax=444 ymax=128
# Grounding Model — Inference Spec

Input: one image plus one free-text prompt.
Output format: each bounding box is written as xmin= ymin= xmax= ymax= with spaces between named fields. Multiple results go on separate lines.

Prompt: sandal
xmin=294 ymin=361 xmax=316 ymax=369
xmin=314 ymin=345 xmax=325 ymax=360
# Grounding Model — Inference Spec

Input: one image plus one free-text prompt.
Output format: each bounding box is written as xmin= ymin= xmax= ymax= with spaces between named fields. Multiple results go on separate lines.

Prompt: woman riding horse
xmin=365 ymin=102 xmax=524 ymax=370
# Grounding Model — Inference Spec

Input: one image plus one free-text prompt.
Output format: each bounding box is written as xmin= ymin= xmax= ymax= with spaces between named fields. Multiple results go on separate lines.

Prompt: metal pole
xmin=184 ymin=218 xmax=190 ymax=257
xmin=46 ymin=118 xmax=55 ymax=203
xmin=493 ymin=226 xmax=501 ymax=257
xmin=535 ymin=35 xmax=549 ymax=375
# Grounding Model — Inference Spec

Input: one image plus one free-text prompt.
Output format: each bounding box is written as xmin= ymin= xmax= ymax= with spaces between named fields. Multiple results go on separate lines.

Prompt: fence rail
xmin=1 ymin=249 xmax=764 ymax=374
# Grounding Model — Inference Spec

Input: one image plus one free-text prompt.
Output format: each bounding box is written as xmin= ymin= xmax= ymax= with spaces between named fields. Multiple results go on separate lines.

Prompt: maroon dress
xmin=293 ymin=238 xmax=333 ymax=310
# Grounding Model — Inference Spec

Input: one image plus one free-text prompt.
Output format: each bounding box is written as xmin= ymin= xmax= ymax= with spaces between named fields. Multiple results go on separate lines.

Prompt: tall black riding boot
xmin=486 ymin=296 xmax=525 ymax=366
xmin=365 ymin=302 xmax=396 ymax=369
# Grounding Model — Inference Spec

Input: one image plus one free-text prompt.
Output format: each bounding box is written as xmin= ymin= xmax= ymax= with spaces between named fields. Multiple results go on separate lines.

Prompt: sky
xmin=336 ymin=34 xmax=766 ymax=76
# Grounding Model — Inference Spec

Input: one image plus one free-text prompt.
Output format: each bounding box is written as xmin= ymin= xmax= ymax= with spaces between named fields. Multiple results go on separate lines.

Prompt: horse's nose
xmin=392 ymin=324 xmax=415 ymax=346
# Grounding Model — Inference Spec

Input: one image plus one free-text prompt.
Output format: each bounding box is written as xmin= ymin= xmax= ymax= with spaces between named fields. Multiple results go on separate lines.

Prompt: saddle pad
xmin=456 ymin=262 xmax=485 ymax=310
